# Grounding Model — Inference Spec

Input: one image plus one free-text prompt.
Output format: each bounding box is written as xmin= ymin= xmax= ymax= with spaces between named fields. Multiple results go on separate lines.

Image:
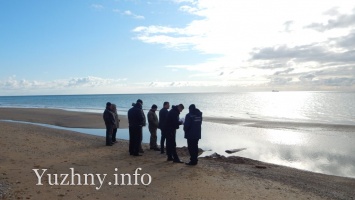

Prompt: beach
xmin=0 ymin=108 xmax=355 ymax=199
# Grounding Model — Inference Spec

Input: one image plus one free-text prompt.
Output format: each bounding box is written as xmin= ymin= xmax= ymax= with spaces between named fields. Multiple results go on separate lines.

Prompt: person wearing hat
xmin=147 ymin=104 xmax=160 ymax=151
xmin=183 ymin=104 xmax=203 ymax=165
xmin=103 ymin=102 xmax=116 ymax=146
xmin=128 ymin=99 xmax=146 ymax=156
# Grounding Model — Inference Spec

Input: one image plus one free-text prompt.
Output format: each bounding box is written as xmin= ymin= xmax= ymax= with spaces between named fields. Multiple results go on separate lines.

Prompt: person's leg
xmin=132 ymin=126 xmax=142 ymax=156
xmin=166 ymin=132 xmax=173 ymax=160
xmin=160 ymin=130 xmax=166 ymax=154
xmin=106 ymin=126 xmax=112 ymax=146
xmin=129 ymin=127 xmax=133 ymax=154
xmin=150 ymin=128 xmax=159 ymax=150
xmin=187 ymin=139 xmax=193 ymax=161
xmin=186 ymin=139 xmax=198 ymax=165
xmin=149 ymin=127 xmax=155 ymax=149
xmin=172 ymin=131 xmax=182 ymax=163
xmin=191 ymin=139 xmax=199 ymax=164
xmin=139 ymin=129 xmax=144 ymax=153
xmin=112 ymin=128 xmax=117 ymax=142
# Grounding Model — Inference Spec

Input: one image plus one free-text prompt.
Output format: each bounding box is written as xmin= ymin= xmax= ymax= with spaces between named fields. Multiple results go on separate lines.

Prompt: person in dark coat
xmin=165 ymin=104 xmax=184 ymax=163
xmin=128 ymin=99 xmax=146 ymax=156
xmin=103 ymin=102 xmax=116 ymax=146
xmin=158 ymin=101 xmax=170 ymax=154
xmin=184 ymin=104 xmax=203 ymax=165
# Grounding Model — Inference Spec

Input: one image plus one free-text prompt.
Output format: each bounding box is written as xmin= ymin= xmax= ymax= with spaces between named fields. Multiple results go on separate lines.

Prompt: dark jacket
xmin=103 ymin=108 xmax=115 ymax=127
xmin=128 ymin=103 xmax=146 ymax=127
xmin=184 ymin=108 xmax=202 ymax=140
xmin=158 ymin=107 xmax=169 ymax=130
xmin=165 ymin=105 xmax=182 ymax=132
xmin=147 ymin=109 xmax=159 ymax=129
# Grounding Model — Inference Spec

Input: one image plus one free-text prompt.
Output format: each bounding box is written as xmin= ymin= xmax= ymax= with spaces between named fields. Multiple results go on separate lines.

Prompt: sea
xmin=0 ymin=91 xmax=354 ymax=178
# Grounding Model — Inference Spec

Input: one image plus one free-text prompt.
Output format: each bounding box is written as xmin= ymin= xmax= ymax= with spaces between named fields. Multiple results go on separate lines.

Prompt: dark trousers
xmin=187 ymin=139 xmax=199 ymax=164
xmin=129 ymin=126 xmax=142 ymax=155
xmin=112 ymin=128 xmax=117 ymax=142
xmin=105 ymin=125 xmax=113 ymax=145
xmin=166 ymin=130 xmax=180 ymax=161
xmin=160 ymin=129 xmax=166 ymax=153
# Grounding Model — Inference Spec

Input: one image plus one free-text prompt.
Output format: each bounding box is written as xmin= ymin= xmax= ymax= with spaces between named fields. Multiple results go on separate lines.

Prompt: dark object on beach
xmin=255 ymin=165 xmax=267 ymax=169
xmin=205 ymin=152 xmax=224 ymax=159
xmin=225 ymin=148 xmax=247 ymax=154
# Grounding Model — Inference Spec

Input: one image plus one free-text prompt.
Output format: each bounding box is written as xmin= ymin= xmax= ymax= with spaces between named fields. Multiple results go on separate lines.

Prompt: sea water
xmin=0 ymin=92 xmax=354 ymax=178
xmin=0 ymin=92 xmax=354 ymax=125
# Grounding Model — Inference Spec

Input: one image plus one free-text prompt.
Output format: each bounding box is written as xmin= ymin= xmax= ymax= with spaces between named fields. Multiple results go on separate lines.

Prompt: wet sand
xmin=0 ymin=108 xmax=354 ymax=199
xmin=0 ymin=108 xmax=128 ymax=129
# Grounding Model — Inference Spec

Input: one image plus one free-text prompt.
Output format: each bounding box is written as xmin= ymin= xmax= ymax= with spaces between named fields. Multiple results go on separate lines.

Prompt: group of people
xmin=103 ymin=99 xmax=203 ymax=166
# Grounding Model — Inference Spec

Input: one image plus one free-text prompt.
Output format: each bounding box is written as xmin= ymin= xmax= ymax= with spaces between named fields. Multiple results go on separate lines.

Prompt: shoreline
xmin=1 ymin=121 xmax=354 ymax=199
xmin=1 ymin=107 xmax=354 ymax=130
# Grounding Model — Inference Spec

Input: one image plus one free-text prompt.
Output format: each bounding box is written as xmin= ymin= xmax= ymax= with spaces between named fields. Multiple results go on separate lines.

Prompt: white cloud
xmin=114 ymin=9 xmax=145 ymax=19
xmin=132 ymin=0 xmax=355 ymax=91
xmin=0 ymin=76 xmax=129 ymax=95
xmin=179 ymin=5 xmax=198 ymax=14
xmin=91 ymin=4 xmax=104 ymax=10
xmin=0 ymin=75 xmax=265 ymax=95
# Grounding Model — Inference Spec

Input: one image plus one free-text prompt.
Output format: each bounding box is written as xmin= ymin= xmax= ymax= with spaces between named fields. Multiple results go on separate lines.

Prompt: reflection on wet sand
xmin=2 ymin=119 xmax=354 ymax=178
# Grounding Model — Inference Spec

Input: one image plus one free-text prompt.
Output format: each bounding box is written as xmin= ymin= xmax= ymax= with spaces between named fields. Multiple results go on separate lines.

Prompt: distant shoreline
xmin=1 ymin=107 xmax=354 ymax=130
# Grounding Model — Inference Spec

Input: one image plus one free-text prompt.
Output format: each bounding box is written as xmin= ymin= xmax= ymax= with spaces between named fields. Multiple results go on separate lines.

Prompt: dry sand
xmin=0 ymin=108 xmax=354 ymax=200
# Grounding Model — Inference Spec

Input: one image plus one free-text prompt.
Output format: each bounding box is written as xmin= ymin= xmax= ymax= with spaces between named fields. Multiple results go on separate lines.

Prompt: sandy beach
xmin=0 ymin=108 xmax=354 ymax=199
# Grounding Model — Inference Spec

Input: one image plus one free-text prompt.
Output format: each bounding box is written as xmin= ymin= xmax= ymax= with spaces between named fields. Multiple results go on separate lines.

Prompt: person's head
xmin=163 ymin=101 xmax=170 ymax=109
xmin=151 ymin=104 xmax=157 ymax=111
xmin=178 ymin=104 xmax=184 ymax=112
xmin=106 ymin=102 xmax=112 ymax=109
xmin=136 ymin=99 xmax=143 ymax=105
xmin=112 ymin=104 xmax=117 ymax=112
xmin=189 ymin=104 xmax=196 ymax=112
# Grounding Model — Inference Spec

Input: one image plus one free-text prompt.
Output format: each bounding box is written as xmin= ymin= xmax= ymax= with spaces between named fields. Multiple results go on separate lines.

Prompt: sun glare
xmin=252 ymin=92 xmax=313 ymax=121
xmin=265 ymin=129 xmax=306 ymax=146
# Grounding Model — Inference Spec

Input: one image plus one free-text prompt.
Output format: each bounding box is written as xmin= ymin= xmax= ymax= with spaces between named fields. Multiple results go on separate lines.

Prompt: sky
xmin=1 ymin=0 xmax=355 ymax=95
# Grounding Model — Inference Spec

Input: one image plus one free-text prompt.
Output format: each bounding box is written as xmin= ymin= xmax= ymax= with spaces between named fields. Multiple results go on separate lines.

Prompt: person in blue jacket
xmin=183 ymin=104 xmax=202 ymax=165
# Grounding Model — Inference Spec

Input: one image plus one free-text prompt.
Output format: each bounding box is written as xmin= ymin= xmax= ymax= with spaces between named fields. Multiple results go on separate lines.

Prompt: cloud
xmin=251 ymin=39 xmax=355 ymax=65
xmin=0 ymin=76 xmax=251 ymax=95
xmin=250 ymin=38 xmax=355 ymax=90
xmin=274 ymin=68 xmax=294 ymax=76
xmin=179 ymin=5 xmax=199 ymax=14
xmin=299 ymin=74 xmax=316 ymax=82
xmin=144 ymin=80 xmax=241 ymax=88
xmin=132 ymin=25 xmax=197 ymax=50
xmin=270 ymin=77 xmax=293 ymax=85
xmin=305 ymin=8 xmax=355 ymax=32
xmin=131 ymin=0 xmax=355 ymax=91
xmin=114 ymin=9 xmax=145 ymax=19
xmin=283 ymin=21 xmax=294 ymax=32
xmin=91 ymin=4 xmax=104 ymax=10
xmin=333 ymin=31 xmax=355 ymax=49
xmin=0 ymin=76 xmax=127 ymax=93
